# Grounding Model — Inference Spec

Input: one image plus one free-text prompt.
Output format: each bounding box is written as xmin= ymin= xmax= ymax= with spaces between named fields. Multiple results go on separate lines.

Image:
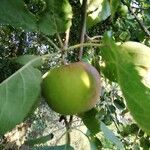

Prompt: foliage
xmin=0 ymin=56 xmax=42 ymax=134
xmin=0 ymin=0 xmax=150 ymax=149
xmin=0 ymin=0 xmax=72 ymax=35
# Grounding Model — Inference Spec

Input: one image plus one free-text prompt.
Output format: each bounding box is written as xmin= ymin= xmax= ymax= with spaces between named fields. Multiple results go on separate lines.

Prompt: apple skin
xmin=42 ymin=62 xmax=101 ymax=115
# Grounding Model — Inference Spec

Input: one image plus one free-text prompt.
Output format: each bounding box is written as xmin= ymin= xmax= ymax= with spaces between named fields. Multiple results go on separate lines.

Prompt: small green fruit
xmin=42 ymin=62 xmax=101 ymax=115
xmin=119 ymin=5 xmax=128 ymax=16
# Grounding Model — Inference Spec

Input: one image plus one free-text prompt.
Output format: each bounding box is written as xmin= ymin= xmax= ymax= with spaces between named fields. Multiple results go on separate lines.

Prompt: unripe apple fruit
xmin=119 ymin=5 xmax=128 ymax=16
xmin=42 ymin=62 xmax=101 ymax=115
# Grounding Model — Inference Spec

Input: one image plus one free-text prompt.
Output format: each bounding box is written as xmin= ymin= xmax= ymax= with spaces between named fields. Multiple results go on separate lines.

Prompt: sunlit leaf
xmin=80 ymin=0 xmax=111 ymax=28
xmin=109 ymin=0 xmax=120 ymax=17
xmin=79 ymin=108 xmax=100 ymax=135
xmin=38 ymin=0 xmax=72 ymax=35
xmin=101 ymin=34 xmax=150 ymax=135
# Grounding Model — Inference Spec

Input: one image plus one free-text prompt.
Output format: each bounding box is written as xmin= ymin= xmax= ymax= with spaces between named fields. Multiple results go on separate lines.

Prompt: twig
xmin=86 ymin=34 xmax=102 ymax=40
xmin=86 ymin=34 xmax=102 ymax=43
xmin=42 ymin=35 xmax=61 ymax=52
xmin=52 ymin=10 xmax=67 ymax=64
xmin=61 ymin=116 xmax=73 ymax=145
xmin=79 ymin=0 xmax=88 ymax=60
xmin=64 ymin=117 xmax=71 ymax=145
xmin=67 ymin=116 xmax=73 ymax=145
xmin=73 ymin=128 xmax=89 ymax=138
xmin=51 ymin=7 xmax=64 ymax=49
xmin=56 ymin=28 xmax=71 ymax=65
xmin=55 ymin=33 xmax=67 ymax=64
xmin=132 ymin=129 xmax=140 ymax=147
xmin=105 ymin=104 xmax=121 ymax=133
xmin=56 ymin=33 xmax=64 ymax=49
xmin=64 ymin=28 xmax=70 ymax=50
xmin=121 ymin=0 xmax=150 ymax=37
xmin=61 ymin=28 xmax=71 ymax=64
xmin=68 ymin=43 xmax=102 ymax=51
xmin=55 ymin=131 xmax=68 ymax=145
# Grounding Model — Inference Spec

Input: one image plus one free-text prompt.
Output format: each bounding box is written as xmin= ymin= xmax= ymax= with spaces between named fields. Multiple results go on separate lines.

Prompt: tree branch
xmin=79 ymin=0 xmax=88 ymax=60
xmin=56 ymin=33 xmax=64 ymax=49
xmin=64 ymin=28 xmax=70 ymax=50
xmin=62 ymin=28 xmax=71 ymax=65
xmin=63 ymin=116 xmax=73 ymax=145
xmin=59 ymin=115 xmax=73 ymax=145
xmin=68 ymin=43 xmax=102 ymax=51
xmin=121 ymin=0 xmax=150 ymax=37
xmin=42 ymin=35 xmax=61 ymax=52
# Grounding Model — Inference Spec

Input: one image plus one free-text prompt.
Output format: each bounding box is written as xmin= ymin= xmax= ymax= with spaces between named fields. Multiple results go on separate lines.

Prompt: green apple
xmin=119 ymin=5 xmax=128 ymax=16
xmin=42 ymin=62 xmax=101 ymax=115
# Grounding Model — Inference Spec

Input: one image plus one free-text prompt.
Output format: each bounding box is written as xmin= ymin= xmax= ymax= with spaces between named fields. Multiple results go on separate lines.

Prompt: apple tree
xmin=0 ymin=0 xmax=150 ymax=149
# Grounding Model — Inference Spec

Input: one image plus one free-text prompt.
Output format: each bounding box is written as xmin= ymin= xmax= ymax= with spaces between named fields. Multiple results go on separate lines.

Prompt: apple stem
xmin=62 ymin=115 xmax=73 ymax=145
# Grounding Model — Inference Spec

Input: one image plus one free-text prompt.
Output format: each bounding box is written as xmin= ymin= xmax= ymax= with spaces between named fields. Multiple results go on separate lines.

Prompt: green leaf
xmin=31 ymin=145 xmax=74 ymax=150
xmin=140 ymin=137 xmax=150 ymax=149
xmin=101 ymin=41 xmax=118 ymax=82
xmin=0 ymin=0 xmax=37 ymax=31
xmin=99 ymin=0 xmax=111 ymax=21
xmin=101 ymin=34 xmax=150 ymax=135
xmin=89 ymin=137 xmax=102 ymax=150
xmin=101 ymin=122 xmax=124 ymax=149
xmin=101 ymin=63 xmax=118 ymax=82
xmin=79 ymin=108 xmax=100 ymax=135
xmin=109 ymin=0 xmax=120 ymax=17
xmin=0 ymin=58 xmax=42 ymax=135
xmin=0 ymin=0 xmax=72 ymax=35
xmin=85 ymin=0 xmax=111 ymax=28
xmin=38 ymin=0 xmax=72 ymax=35
xmin=15 ymin=55 xmax=42 ymax=67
